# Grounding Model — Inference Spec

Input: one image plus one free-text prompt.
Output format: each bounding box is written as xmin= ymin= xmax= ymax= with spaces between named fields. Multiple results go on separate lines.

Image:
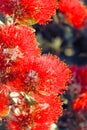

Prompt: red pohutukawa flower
xmin=73 ymin=92 xmax=87 ymax=113
xmin=20 ymin=0 xmax=57 ymax=24
xmin=58 ymin=0 xmax=87 ymax=27
xmin=23 ymin=54 xmax=70 ymax=95
xmin=0 ymin=24 xmax=40 ymax=69
xmin=32 ymin=94 xmax=62 ymax=123
xmin=2 ymin=54 xmax=70 ymax=94
xmin=31 ymin=94 xmax=62 ymax=130
xmin=0 ymin=25 xmax=40 ymax=59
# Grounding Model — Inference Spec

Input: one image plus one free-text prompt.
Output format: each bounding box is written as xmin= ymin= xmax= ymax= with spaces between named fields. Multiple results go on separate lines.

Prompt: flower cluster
xmin=3 ymin=0 xmax=87 ymax=129
xmin=0 ymin=0 xmax=87 ymax=27
xmin=0 ymin=0 xmax=57 ymax=24
xmin=2 ymin=0 xmax=87 ymax=129
xmin=0 ymin=23 xmax=70 ymax=130
xmin=58 ymin=0 xmax=87 ymax=27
